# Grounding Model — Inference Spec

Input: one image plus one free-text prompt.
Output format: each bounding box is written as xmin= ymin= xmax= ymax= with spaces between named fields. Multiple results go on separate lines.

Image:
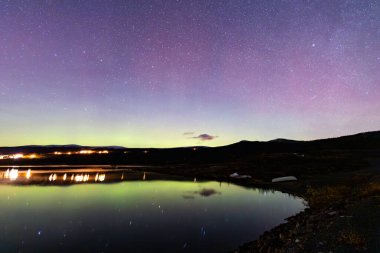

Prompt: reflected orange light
xmin=98 ymin=174 xmax=105 ymax=182
xmin=94 ymin=173 xmax=105 ymax=182
xmin=49 ymin=174 xmax=57 ymax=181
xmin=9 ymin=169 xmax=18 ymax=180
xmin=75 ymin=174 xmax=83 ymax=182
xmin=26 ymin=169 xmax=31 ymax=179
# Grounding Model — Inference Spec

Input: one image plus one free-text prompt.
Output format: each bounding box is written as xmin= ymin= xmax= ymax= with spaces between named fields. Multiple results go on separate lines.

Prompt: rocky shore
xmin=233 ymin=205 xmax=346 ymax=253
xmin=233 ymin=179 xmax=380 ymax=253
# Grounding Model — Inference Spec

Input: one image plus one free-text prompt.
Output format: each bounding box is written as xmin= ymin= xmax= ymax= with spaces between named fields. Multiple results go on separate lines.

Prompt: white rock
xmin=271 ymin=176 xmax=297 ymax=183
xmin=229 ymin=172 xmax=252 ymax=179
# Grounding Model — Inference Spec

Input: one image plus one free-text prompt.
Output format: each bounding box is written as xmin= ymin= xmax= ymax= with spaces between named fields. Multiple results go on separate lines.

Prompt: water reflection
xmin=0 ymin=180 xmax=305 ymax=253
xmin=4 ymin=168 xmax=19 ymax=181
xmin=0 ymin=168 xmax=149 ymax=185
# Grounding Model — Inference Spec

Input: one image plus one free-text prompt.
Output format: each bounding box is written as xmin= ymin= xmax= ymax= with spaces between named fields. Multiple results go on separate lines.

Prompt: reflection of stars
xmin=200 ymin=226 xmax=206 ymax=237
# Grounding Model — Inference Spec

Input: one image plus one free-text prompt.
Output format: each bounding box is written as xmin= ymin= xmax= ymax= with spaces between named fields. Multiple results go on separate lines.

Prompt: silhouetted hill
xmin=0 ymin=131 xmax=379 ymax=166
xmin=0 ymin=145 xmax=125 ymax=155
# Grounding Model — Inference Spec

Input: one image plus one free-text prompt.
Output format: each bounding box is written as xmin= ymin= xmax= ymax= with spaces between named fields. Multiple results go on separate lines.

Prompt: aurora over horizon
xmin=0 ymin=0 xmax=379 ymax=147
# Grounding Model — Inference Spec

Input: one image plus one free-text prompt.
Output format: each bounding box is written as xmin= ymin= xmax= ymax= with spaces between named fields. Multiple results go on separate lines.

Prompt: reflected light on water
xmin=26 ymin=169 xmax=31 ymax=179
xmin=74 ymin=174 xmax=91 ymax=182
xmin=9 ymin=169 xmax=19 ymax=181
xmin=75 ymin=174 xmax=83 ymax=182
xmin=98 ymin=174 xmax=105 ymax=182
xmin=95 ymin=173 xmax=105 ymax=182
xmin=0 ymin=168 xmax=140 ymax=185
xmin=49 ymin=174 xmax=57 ymax=181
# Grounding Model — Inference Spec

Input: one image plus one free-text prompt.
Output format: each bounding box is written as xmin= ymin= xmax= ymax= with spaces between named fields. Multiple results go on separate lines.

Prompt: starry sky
xmin=0 ymin=0 xmax=379 ymax=147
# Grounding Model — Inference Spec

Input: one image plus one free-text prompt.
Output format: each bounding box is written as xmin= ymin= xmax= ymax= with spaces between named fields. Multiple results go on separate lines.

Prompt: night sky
xmin=0 ymin=0 xmax=379 ymax=147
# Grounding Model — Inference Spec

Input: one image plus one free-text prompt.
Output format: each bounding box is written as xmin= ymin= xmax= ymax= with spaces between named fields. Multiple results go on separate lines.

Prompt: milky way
xmin=0 ymin=0 xmax=379 ymax=147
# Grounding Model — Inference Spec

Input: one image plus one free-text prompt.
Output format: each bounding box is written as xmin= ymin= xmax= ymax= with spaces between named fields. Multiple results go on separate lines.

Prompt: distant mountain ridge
xmin=0 ymin=145 xmax=126 ymax=155
xmin=0 ymin=130 xmax=379 ymax=155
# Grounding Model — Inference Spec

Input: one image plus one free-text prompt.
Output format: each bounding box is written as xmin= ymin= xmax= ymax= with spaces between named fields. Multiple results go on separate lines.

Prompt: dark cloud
xmin=193 ymin=134 xmax=218 ymax=141
xmin=196 ymin=188 xmax=220 ymax=197
xmin=183 ymin=188 xmax=221 ymax=199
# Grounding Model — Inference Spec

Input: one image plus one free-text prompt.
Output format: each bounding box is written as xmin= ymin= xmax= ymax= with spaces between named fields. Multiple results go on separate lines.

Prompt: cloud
xmin=193 ymin=134 xmax=218 ymax=141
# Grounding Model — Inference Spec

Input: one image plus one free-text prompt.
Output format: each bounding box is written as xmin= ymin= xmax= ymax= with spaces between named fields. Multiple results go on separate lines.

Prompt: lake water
xmin=0 ymin=170 xmax=305 ymax=253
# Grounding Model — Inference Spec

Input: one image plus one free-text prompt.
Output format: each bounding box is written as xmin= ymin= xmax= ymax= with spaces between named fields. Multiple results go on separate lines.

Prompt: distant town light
xmin=13 ymin=153 xmax=24 ymax=159
xmin=79 ymin=150 xmax=94 ymax=154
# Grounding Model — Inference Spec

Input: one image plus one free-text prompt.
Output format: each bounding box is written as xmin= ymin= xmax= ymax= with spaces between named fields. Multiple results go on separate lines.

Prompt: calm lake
xmin=0 ymin=169 xmax=305 ymax=253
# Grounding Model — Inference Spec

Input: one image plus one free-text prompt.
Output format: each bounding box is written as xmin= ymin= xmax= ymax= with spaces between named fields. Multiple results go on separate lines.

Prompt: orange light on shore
xmin=12 ymin=154 xmax=24 ymax=159
xmin=79 ymin=150 xmax=95 ymax=154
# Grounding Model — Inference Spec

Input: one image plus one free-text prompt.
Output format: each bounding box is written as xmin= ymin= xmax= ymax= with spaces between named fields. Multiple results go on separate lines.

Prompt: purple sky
xmin=0 ymin=0 xmax=379 ymax=147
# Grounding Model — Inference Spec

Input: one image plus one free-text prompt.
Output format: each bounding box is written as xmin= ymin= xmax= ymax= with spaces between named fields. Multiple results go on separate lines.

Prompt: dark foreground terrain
xmin=1 ymin=131 xmax=380 ymax=252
